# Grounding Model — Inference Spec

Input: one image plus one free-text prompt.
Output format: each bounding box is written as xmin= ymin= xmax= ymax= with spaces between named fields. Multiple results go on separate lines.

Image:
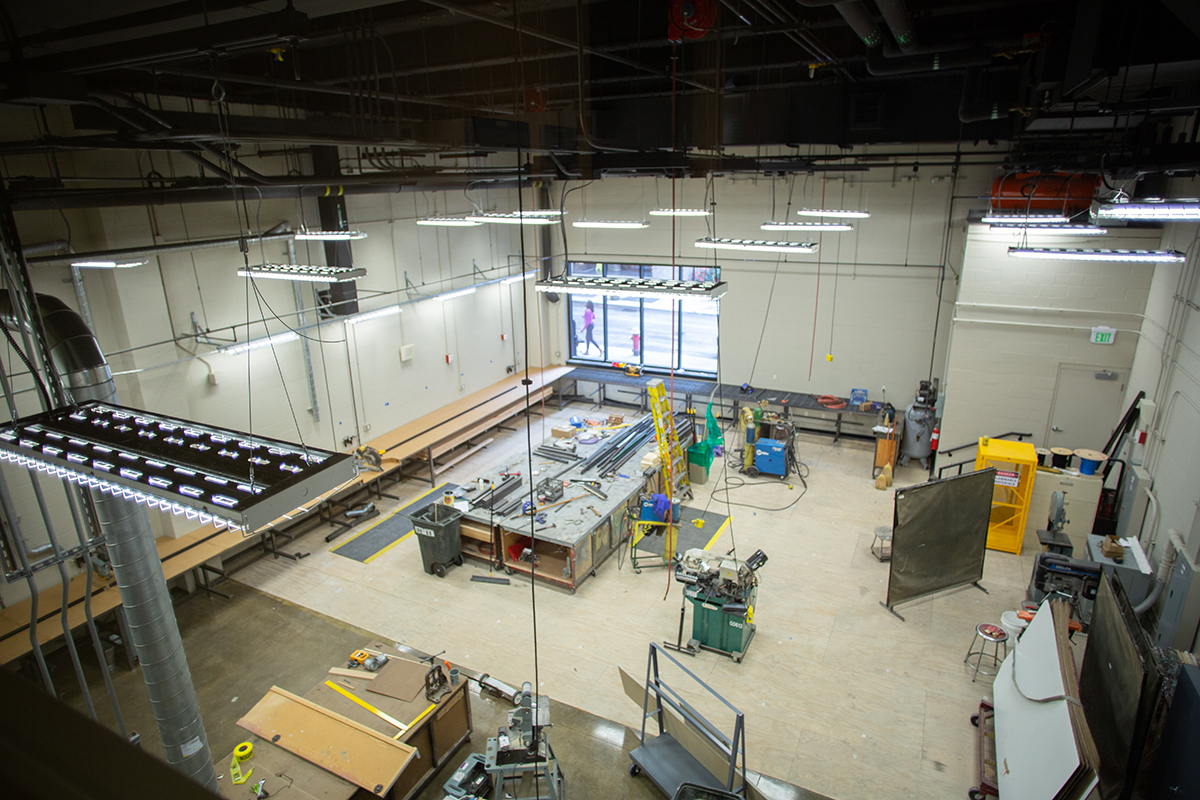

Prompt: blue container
xmin=640 ymin=496 xmax=681 ymax=522
xmin=754 ymin=439 xmax=787 ymax=477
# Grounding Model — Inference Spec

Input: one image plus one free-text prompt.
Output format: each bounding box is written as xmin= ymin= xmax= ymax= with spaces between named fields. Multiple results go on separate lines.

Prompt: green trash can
xmin=408 ymin=503 xmax=464 ymax=577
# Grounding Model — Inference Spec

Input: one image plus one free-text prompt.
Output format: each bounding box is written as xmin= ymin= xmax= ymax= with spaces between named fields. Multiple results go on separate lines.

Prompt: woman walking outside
xmin=582 ymin=300 xmax=599 ymax=356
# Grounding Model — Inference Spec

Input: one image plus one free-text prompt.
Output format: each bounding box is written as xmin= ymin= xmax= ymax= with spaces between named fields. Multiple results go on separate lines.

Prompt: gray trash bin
xmin=409 ymin=502 xmax=464 ymax=577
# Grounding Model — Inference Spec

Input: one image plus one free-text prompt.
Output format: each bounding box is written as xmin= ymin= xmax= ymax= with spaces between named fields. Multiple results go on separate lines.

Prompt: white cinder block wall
xmin=1121 ymin=176 xmax=1200 ymax=574
xmin=938 ymin=225 xmax=1161 ymax=453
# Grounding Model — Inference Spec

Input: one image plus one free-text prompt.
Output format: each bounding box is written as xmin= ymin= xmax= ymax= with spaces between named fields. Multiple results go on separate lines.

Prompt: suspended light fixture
xmin=535 ymin=274 xmax=727 ymax=301
xmin=437 ymin=286 xmax=478 ymax=301
xmin=695 ymin=237 xmax=818 ymax=254
xmin=70 ymin=259 xmax=148 ymax=269
xmin=1095 ymin=201 xmax=1200 ymax=221
xmin=796 ymin=208 xmax=870 ymax=219
xmin=572 ymin=220 xmax=650 ymax=229
xmin=760 ymin=221 xmax=854 ymax=232
xmin=465 ymin=213 xmax=557 ymax=225
xmin=345 ymin=306 xmax=402 ymax=326
xmin=1007 ymin=247 xmax=1186 ymax=263
xmin=221 ymin=332 xmax=299 ymax=356
xmin=988 ymin=224 xmax=1107 ymax=236
xmin=981 ymin=212 xmax=1072 ymax=225
xmin=0 ymin=401 xmax=357 ymax=533
xmin=501 ymin=272 xmax=536 ymax=285
xmin=648 ymin=208 xmax=711 ymax=217
xmin=294 ymin=230 xmax=368 ymax=241
xmin=416 ymin=217 xmax=483 ymax=227
xmin=237 ymin=264 xmax=366 ymax=283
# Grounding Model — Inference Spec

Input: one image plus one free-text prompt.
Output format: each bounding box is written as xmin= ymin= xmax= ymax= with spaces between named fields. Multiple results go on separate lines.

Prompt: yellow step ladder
xmin=647 ymin=379 xmax=692 ymax=503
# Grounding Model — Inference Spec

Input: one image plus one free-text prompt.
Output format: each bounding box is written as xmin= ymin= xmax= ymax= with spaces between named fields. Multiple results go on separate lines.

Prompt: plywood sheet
xmin=237 ymin=686 xmax=416 ymax=794
xmin=366 ymin=658 xmax=428 ymax=703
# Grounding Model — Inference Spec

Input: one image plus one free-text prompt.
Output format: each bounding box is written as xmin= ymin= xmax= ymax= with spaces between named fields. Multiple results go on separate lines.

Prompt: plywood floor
xmin=235 ymin=403 xmax=1041 ymax=800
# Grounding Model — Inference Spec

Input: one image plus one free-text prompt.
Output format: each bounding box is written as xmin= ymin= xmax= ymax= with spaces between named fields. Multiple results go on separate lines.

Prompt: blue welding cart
xmin=753 ymin=439 xmax=788 ymax=477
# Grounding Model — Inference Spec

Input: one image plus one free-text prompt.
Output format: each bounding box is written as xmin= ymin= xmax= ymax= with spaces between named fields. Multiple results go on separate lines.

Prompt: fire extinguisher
xmin=930 ymin=425 xmax=941 ymax=452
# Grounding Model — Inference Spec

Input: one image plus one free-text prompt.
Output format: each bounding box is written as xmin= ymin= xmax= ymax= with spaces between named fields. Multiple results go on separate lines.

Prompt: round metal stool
xmin=963 ymin=623 xmax=1009 ymax=682
xmin=871 ymin=526 xmax=893 ymax=561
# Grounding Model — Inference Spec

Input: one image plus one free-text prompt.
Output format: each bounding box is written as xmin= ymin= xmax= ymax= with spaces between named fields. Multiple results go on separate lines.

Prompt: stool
xmin=871 ymin=526 xmax=893 ymax=561
xmin=963 ymin=623 xmax=1009 ymax=682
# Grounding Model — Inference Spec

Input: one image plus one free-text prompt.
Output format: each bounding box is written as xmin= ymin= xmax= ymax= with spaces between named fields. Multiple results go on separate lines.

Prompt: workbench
xmin=452 ymin=430 xmax=652 ymax=592
xmin=216 ymin=640 xmax=471 ymax=800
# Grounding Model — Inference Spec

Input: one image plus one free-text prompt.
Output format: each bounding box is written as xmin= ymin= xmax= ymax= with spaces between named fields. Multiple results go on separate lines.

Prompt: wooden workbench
xmin=216 ymin=641 xmax=471 ymax=800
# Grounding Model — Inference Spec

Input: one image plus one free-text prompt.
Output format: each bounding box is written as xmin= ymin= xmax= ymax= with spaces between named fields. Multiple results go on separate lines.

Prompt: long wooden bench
xmin=0 ymin=366 xmax=572 ymax=667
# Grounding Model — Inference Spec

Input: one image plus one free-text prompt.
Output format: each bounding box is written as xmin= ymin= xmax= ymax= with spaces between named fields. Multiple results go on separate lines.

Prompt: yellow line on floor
xmin=332 ymin=482 xmax=446 ymax=554
xmin=703 ymin=517 xmax=732 ymax=551
xmin=363 ymin=531 xmax=415 ymax=563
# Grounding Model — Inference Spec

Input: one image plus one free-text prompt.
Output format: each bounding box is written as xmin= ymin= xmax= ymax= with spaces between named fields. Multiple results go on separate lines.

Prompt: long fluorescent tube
xmin=345 ymin=306 xmax=402 ymax=326
xmin=760 ymin=221 xmax=854 ymax=232
xmin=437 ymin=286 xmax=478 ymax=301
xmin=572 ymin=220 xmax=650 ymax=229
xmin=501 ymin=272 xmax=536 ymax=285
xmin=648 ymin=208 xmax=711 ymax=217
xmin=0 ymin=401 xmax=357 ymax=533
xmin=1007 ymin=247 xmax=1186 ymax=263
xmin=1095 ymin=201 xmax=1200 ymax=220
xmin=221 ymin=332 xmax=299 ymax=355
xmin=465 ymin=213 xmax=557 ymax=225
xmin=237 ymin=264 xmax=366 ymax=283
xmin=796 ymin=208 xmax=870 ymax=219
xmin=71 ymin=260 xmax=148 ymax=269
xmin=988 ymin=224 xmax=1107 ymax=236
xmin=695 ymin=237 xmax=818 ymax=254
xmin=416 ymin=217 xmax=483 ymax=227
xmin=535 ymin=275 xmax=727 ymax=301
xmin=294 ymin=230 xmax=368 ymax=240
xmin=981 ymin=212 xmax=1072 ymax=224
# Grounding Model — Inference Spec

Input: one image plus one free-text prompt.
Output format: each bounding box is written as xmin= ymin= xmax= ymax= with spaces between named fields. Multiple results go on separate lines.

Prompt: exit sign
xmin=1091 ymin=326 xmax=1116 ymax=345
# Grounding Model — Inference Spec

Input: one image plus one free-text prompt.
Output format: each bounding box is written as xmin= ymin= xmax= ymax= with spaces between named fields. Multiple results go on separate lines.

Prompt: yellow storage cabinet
xmin=975 ymin=438 xmax=1037 ymax=554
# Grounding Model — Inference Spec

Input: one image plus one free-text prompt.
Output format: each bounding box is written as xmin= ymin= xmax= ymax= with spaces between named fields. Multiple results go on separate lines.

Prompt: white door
xmin=1045 ymin=364 xmax=1126 ymax=451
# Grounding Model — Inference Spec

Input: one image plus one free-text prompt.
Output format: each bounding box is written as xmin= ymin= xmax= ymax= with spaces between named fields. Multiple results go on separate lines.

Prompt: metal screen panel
xmin=884 ymin=468 xmax=994 ymax=610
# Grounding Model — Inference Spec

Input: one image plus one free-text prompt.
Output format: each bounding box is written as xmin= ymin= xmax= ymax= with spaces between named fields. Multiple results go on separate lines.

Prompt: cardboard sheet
xmin=366 ymin=658 xmax=428 ymax=703
xmin=237 ymin=686 xmax=416 ymax=794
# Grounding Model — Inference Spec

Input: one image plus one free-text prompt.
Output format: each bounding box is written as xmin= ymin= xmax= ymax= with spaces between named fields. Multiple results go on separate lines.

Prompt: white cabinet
xmin=1025 ymin=471 xmax=1103 ymax=557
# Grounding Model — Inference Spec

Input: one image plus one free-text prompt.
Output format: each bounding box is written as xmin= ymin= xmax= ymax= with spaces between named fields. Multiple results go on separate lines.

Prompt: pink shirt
xmin=584 ymin=308 xmax=595 ymax=327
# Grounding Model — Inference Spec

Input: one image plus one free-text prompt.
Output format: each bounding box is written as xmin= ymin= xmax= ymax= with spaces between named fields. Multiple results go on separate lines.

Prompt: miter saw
xmin=354 ymin=445 xmax=384 ymax=471
xmin=665 ymin=548 xmax=767 ymax=662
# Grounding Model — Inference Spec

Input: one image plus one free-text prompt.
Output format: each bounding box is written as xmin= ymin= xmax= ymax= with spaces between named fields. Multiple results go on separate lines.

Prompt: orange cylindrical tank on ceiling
xmin=989 ymin=173 xmax=1101 ymax=213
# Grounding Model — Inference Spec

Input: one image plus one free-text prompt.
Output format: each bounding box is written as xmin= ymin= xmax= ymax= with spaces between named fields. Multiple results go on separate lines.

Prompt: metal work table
xmin=451 ymin=429 xmax=651 ymax=592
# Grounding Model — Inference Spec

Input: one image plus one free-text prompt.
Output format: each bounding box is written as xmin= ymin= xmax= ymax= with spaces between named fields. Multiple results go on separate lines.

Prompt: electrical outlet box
xmin=207 ymin=372 xmax=218 ymax=386
xmin=399 ymin=344 xmax=415 ymax=362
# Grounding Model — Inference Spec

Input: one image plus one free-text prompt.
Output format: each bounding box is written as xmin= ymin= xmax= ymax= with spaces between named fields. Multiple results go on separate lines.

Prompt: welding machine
xmin=753 ymin=439 xmax=787 ymax=477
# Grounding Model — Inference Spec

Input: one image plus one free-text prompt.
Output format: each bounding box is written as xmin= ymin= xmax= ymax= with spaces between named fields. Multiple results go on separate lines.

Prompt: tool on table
xmin=354 ymin=445 xmax=386 ymax=472
xmin=253 ymin=778 xmax=270 ymax=799
xmin=348 ymin=648 xmax=389 ymax=671
xmin=500 ymin=468 xmax=521 ymax=478
xmin=230 ymin=741 xmax=254 ymax=785
xmin=534 ymin=524 xmax=556 ymax=533
xmin=509 ymin=494 xmax=586 ymax=520
xmin=415 ymin=651 xmax=452 ymax=703
xmin=536 ymin=476 xmax=564 ymax=502
xmin=323 ymin=680 xmax=409 ymax=734
xmin=586 ymin=505 xmax=601 ymax=518
xmin=569 ymin=479 xmax=608 ymax=501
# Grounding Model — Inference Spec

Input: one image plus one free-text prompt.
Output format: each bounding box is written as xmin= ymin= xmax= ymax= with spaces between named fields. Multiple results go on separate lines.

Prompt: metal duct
xmin=0 ymin=291 xmax=218 ymax=791
xmin=874 ymin=0 xmax=918 ymax=51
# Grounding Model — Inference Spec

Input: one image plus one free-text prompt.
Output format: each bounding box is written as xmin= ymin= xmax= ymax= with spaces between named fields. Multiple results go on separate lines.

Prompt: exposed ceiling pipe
xmin=959 ymin=67 xmax=1004 ymax=123
xmin=27 ymin=231 xmax=295 ymax=266
xmin=823 ymin=0 xmax=996 ymax=74
xmin=0 ymin=290 xmax=218 ymax=792
xmin=874 ymin=0 xmax=918 ymax=52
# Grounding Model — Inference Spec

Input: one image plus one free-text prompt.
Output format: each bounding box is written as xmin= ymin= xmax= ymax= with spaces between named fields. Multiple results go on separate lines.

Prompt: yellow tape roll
xmin=233 ymin=741 xmax=254 ymax=761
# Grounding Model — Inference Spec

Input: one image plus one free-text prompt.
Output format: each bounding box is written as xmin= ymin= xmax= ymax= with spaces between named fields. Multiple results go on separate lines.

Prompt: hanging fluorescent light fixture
xmin=465 ymin=213 xmax=557 ymax=225
xmin=695 ymin=237 xmax=818 ymax=255
xmin=1095 ymin=201 xmax=1200 ymax=220
xmin=501 ymin=272 xmax=536 ymax=285
xmin=1007 ymin=247 xmax=1186 ymax=263
xmin=648 ymin=208 xmax=711 ymax=217
xmin=70 ymin=259 xmax=148 ymax=269
xmin=437 ymin=286 xmax=478 ymax=301
xmin=989 ymin=224 xmax=1107 ymax=236
xmin=535 ymin=274 xmax=727 ymax=301
xmin=221 ymin=332 xmax=299 ymax=356
xmin=572 ymin=220 xmax=650 ymax=229
xmin=0 ymin=401 xmax=356 ymax=533
xmin=237 ymin=264 xmax=366 ymax=283
xmin=760 ymin=221 xmax=854 ymax=232
xmin=980 ymin=212 xmax=1072 ymax=225
xmin=294 ymin=230 xmax=368 ymax=241
xmin=345 ymin=306 xmax=401 ymax=326
xmin=416 ymin=217 xmax=483 ymax=227
xmin=796 ymin=208 xmax=870 ymax=219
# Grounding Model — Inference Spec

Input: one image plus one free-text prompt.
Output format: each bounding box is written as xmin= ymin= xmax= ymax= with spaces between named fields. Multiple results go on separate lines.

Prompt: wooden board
xmin=366 ymin=658 xmax=428 ymax=703
xmin=328 ymin=667 xmax=375 ymax=680
xmin=236 ymin=686 xmax=416 ymax=794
